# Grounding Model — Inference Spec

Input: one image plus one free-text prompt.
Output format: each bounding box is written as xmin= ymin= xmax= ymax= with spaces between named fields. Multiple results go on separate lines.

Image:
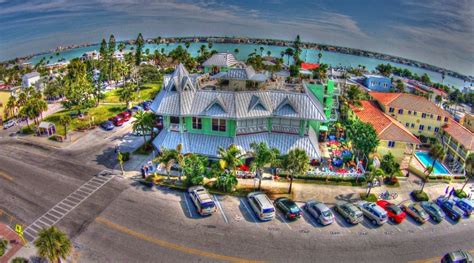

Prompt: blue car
xmin=436 ymin=197 xmax=463 ymax=222
xmin=455 ymin=198 xmax=473 ymax=217
xmin=131 ymin=105 xmax=144 ymax=112
xmin=100 ymin=120 xmax=114 ymax=131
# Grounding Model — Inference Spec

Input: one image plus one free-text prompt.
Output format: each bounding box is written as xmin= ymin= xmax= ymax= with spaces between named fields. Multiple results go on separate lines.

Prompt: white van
xmin=188 ymin=186 xmax=216 ymax=216
xmin=247 ymin=192 xmax=275 ymax=221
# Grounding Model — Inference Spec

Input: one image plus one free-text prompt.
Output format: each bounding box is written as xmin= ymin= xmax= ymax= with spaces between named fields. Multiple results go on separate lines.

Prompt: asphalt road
xmin=0 ymin=129 xmax=473 ymax=263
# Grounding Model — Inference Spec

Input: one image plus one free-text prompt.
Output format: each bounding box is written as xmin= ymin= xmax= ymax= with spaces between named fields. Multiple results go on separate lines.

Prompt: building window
xmin=434 ymin=127 xmax=439 ymax=133
xmin=413 ymin=111 xmax=417 ymax=116
xmin=192 ymin=117 xmax=202 ymax=129
xmin=406 ymin=123 xmax=409 ymax=127
xmin=444 ymin=117 xmax=448 ymax=122
xmin=398 ymin=109 xmax=403 ymax=114
xmin=428 ymin=126 xmax=432 ymax=131
xmin=408 ymin=110 xmax=412 ymax=115
xmin=411 ymin=123 xmax=415 ymax=128
xmin=437 ymin=116 xmax=441 ymax=121
xmin=388 ymin=141 xmax=395 ymax=148
xmin=421 ymin=113 xmax=426 ymax=118
xmin=419 ymin=125 xmax=424 ymax=131
xmin=170 ymin=116 xmax=180 ymax=124
xmin=212 ymin=119 xmax=226 ymax=132
xmin=389 ymin=107 xmax=394 ymax=113
xmin=430 ymin=114 xmax=433 ymax=119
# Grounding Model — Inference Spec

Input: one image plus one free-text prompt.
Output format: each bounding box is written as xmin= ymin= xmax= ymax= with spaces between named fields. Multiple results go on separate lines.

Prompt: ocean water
xmin=29 ymin=42 xmax=470 ymax=89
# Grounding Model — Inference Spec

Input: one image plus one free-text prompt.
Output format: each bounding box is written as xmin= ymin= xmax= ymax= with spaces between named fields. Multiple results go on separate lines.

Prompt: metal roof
xmin=202 ymin=53 xmax=239 ymax=67
xmin=153 ymin=130 xmax=320 ymax=159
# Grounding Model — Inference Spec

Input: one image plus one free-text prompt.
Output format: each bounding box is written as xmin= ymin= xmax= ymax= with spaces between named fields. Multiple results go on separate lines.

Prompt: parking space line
xmin=240 ymin=198 xmax=260 ymax=227
xmin=182 ymin=193 xmax=193 ymax=217
xmin=276 ymin=212 xmax=292 ymax=230
xmin=213 ymin=195 xmax=228 ymax=224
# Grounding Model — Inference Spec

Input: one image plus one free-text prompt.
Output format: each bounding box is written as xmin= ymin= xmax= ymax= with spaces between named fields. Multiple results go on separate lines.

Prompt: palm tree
xmin=5 ymin=96 xmax=16 ymax=118
xmin=366 ymin=168 xmax=384 ymax=197
xmin=249 ymin=142 xmax=280 ymax=190
xmin=217 ymin=144 xmax=244 ymax=177
xmin=259 ymin=47 xmax=264 ymax=56
xmin=234 ymin=48 xmax=239 ymax=55
xmin=34 ymin=226 xmax=72 ymax=263
xmin=118 ymin=83 xmax=136 ymax=109
xmin=154 ymin=144 xmax=184 ymax=181
xmin=420 ymin=166 xmax=433 ymax=192
xmin=317 ymin=50 xmax=323 ymax=64
xmin=281 ymin=148 xmax=310 ymax=194
xmin=284 ymin=48 xmax=294 ymax=65
xmin=345 ymin=85 xmax=363 ymax=106
xmin=59 ymin=115 xmax=71 ymax=139
xmin=132 ymin=111 xmax=153 ymax=146
xmin=460 ymin=153 xmax=474 ymax=192
xmin=428 ymin=143 xmax=445 ymax=171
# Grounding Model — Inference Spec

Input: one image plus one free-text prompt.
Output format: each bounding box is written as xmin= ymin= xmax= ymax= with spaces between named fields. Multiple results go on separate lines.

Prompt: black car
xmin=274 ymin=197 xmax=302 ymax=220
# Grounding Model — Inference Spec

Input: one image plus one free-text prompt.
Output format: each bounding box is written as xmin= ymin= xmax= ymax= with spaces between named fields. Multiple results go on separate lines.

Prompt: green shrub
xmin=360 ymin=193 xmax=377 ymax=202
xmin=20 ymin=126 xmax=35 ymax=134
xmin=12 ymin=257 xmax=28 ymax=263
xmin=384 ymin=176 xmax=399 ymax=185
xmin=454 ymin=189 xmax=468 ymax=198
xmin=0 ymin=238 xmax=8 ymax=257
xmin=411 ymin=190 xmax=429 ymax=201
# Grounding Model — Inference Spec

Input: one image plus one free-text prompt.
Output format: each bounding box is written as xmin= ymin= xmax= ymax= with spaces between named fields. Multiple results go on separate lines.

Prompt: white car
xmin=131 ymin=127 xmax=159 ymax=136
xmin=2 ymin=120 xmax=16 ymax=129
xmin=188 ymin=186 xmax=216 ymax=216
xmin=357 ymin=201 xmax=388 ymax=225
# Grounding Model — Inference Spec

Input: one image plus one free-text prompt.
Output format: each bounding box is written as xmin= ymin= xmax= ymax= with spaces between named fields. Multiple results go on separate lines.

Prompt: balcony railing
xmin=272 ymin=125 xmax=300 ymax=134
xmin=448 ymin=141 xmax=458 ymax=151
xmin=236 ymin=125 xmax=268 ymax=134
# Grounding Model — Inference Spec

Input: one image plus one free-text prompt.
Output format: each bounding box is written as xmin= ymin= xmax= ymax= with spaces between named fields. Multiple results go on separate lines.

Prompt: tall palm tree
xmin=428 ymin=143 xmax=445 ymax=171
xmin=234 ymin=48 xmax=239 ymax=55
xmin=460 ymin=153 xmax=474 ymax=192
xmin=217 ymin=144 xmax=244 ymax=177
xmin=281 ymin=148 xmax=309 ymax=194
xmin=420 ymin=166 xmax=433 ymax=192
xmin=155 ymin=147 xmax=178 ymax=181
xmin=366 ymin=168 xmax=384 ymax=197
xmin=132 ymin=111 xmax=153 ymax=146
xmin=118 ymin=83 xmax=136 ymax=109
xmin=266 ymin=50 xmax=271 ymax=57
xmin=59 ymin=115 xmax=71 ymax=139
xmin=34 ymin=226 xmax=72 ymax=263
xmin=5 ymin=96 xmax=16 ymax=118
xmin=259 ymin=47 xmax=264 ymax=56
xmin=284 ymin=48 xmax=294 ymax=65
xmin=249 ymin=142 xmax=280 ymax=190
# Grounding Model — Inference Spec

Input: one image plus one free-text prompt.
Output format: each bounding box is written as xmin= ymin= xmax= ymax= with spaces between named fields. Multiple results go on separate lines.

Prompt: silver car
xmin=305 ymin=200 xmax=334 ymax=225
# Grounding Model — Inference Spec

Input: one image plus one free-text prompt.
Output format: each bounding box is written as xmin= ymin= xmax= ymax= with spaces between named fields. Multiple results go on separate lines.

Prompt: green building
xmin=151 ymin=64 xmax=332 ymax=159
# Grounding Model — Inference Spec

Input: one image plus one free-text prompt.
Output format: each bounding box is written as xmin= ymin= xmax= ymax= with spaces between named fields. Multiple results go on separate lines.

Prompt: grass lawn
xmin=44 ymin=104 xmax=126 ymax=136
xmin=102 ymin=82 xmax=162 ymax=104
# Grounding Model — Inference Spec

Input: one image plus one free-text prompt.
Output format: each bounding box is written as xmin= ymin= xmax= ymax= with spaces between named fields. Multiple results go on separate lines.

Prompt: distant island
xmin=9 ymin=36 xmax=472 ymax=82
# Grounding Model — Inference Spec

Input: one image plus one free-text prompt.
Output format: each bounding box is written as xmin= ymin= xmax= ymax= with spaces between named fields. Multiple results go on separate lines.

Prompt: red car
xmin=109 ymin=116 xmax=124 ymax=126
xmin=377 ymin=200 xmax=406 ymax=224
xmin=118 ymin=111 xmax=131 ymax=122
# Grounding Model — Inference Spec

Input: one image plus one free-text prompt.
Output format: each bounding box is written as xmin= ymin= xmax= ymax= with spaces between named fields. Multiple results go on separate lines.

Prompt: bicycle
xmin=378 ymin=191 xmax=398 ymax=200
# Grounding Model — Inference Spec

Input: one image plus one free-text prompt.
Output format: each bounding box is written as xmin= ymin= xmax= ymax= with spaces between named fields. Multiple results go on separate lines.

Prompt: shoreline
xmin=5 ymin=36 xmax=472 ymax=82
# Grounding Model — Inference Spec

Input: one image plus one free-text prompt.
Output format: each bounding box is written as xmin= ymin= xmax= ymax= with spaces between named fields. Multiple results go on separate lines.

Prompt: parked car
xmin=357 ymin=201 xmax=388 ymax=226
xmin=109 ymin=116 xmax=124 ymax=126
xmin=188 ymin=186 xmax=216 ymax=216
xmin=118 ymin=111 xmax=131 ymax=121
xmin=274 ymin=197 xmax=302 ymax=220
xmin=436 ymin=197 xmax=464 ymax=222
xmin=420 ymin=201 xmax=445 ymax=223
xmin=100 ymin=120 xmax=115 ymax=131
xmin=334 ymin=201 xmax=363 ymax=225
xmin=247 ymin=192 xmax=275 ymax=221
xmin=2 ymin=119 xmax=16 ymax=129
xmin=142 ymin=101 xmax=151 ymax=111
xmin=377 ymin=200 xmax=406 ymax=224
xmin=132 ymin=127 xmax=159 ymax=136
xmin=304 ymin=200 xmax=334 ymax=225
xmin=131 ymin=105 xmax=144 ymax=112
xmin=401 ymin=202 xmax=430 ymax=224
xmin=441 ymin=250 xmax=473 ymax=263
xmin=454 ymin=198 xmax=473 ymax=217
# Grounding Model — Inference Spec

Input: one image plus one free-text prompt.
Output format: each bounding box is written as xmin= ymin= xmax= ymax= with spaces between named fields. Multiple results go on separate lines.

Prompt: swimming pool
xmin=415 ymin=151 xmax=450 ymax=175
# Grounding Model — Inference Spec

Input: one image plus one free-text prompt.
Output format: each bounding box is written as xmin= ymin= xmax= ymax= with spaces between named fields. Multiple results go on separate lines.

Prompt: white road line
xmin=240 ymin=198 xmax=260 ymax=227
xmin=182 ymin=193 xmax=193 ymax=217
xmin=277 ymin=212 xmax=292 ymax=230
xmin=213 ymin=195 xmax=228 ymax=224
xmin=392 ymin=225 xmax=402 ymax=232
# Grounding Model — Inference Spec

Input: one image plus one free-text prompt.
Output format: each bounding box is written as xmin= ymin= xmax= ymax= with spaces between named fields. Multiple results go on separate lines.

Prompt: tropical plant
xmin=347 ymin=120 xmax=379 ymax=164
xmin=118 ymin=83 xmax=136 ymax=109
xmin=217 ymin=144 xmax=244 ymax=177
xmin=420 ymin=166 xmax=433 ymax=192
xmin=11 ymin=257 xmax=28 ymax=263
xmin=183 ymin=154 xmax=208 ymax=186
xmin=428 ymin=143 xmax=445 ymax=171
xmin=4 ymin=95 xmax=16 ymax=118
xmin=59 ymin=115 xmax=71 ymax=139
xmin=215 ymin=172 xmax=238 ymax=192
xmin=366 ymin=168 xmax=384 ymax=197
xmin=34 ymin=226 xmax=72 ymax=263
xmin=132 ymin=111 xmax=154 ymax=146
xmin=281 ymin=148 xmax=310 ymax=194
xmin=135 ymin=33 xmax=144 ymax=65
xmin=284 ymin=48 xmax=294 ymax=65
xmin=249 ymin=142 xmax=280 ymax=190
xmin=312 ymin=63 xmax=328 ymax=80
xmin=0 ymin=238 xmax=7 ymax=257
xmin=345 ymin=85 xmax=364 ymax=106
xmin=380 ymin=152 xmax=400 ymax=179
xmin=460 ymin=153 xmax=474 ymax=192
xmin=155 ymin=144 xmax=183 ymax=181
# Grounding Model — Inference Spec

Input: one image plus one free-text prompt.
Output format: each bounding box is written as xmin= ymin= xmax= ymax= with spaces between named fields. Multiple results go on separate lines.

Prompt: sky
xmin=0 ymin=0 xmax=473 ymax=76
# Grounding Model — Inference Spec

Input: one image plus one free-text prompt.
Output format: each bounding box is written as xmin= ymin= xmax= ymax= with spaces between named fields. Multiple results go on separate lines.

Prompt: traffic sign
xmin=15 ymin=224 xmax=23 ymax=235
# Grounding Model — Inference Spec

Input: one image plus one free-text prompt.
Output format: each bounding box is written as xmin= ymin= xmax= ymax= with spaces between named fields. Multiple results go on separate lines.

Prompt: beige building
xmin=462 ymin=113 xmax=474 ymax=133
xmin=439 ymin=120 xmax=473 ymax=174
xmin=369 ymin=92 xmax=450 ymax=140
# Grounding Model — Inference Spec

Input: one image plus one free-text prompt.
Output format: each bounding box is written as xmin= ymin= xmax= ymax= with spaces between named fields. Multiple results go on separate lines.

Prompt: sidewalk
xmin=0 ymin=223 xmax=24 ymax=263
